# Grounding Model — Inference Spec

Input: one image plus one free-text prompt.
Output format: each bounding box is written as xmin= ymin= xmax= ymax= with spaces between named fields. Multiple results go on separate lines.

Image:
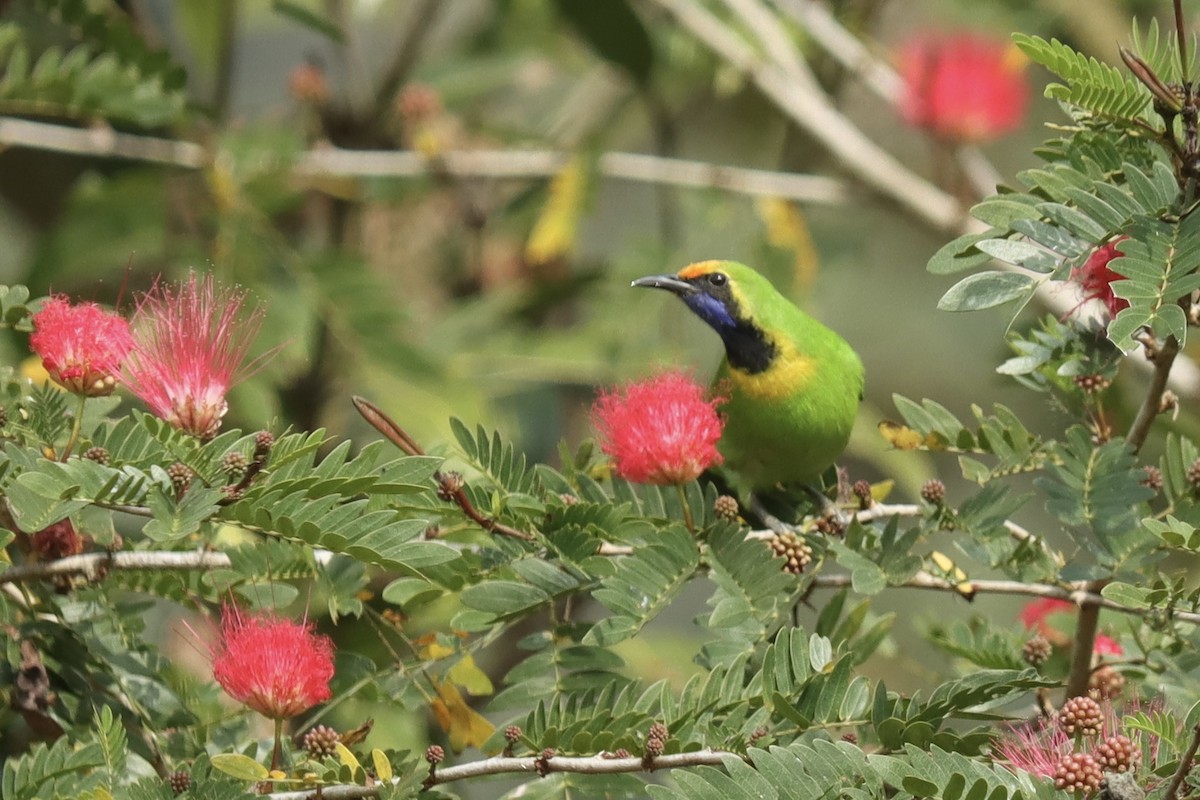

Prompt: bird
xmin=632 ymin=260 xmax=864 ymax=498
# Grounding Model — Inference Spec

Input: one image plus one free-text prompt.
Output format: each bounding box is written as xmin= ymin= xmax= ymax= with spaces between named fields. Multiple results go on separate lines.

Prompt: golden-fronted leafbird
xmin=633 ymin=260 xmax=864 ymax=492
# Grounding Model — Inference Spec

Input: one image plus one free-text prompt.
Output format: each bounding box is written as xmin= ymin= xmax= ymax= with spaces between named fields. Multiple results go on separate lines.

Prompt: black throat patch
xmin=721 ymin=320 xmax=776 ymax=374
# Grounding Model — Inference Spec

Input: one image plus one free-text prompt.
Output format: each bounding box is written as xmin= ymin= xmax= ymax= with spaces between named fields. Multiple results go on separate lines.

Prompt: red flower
xmin=29 ymin=297 xmax=133 ymax=397
xmin=123 ymin=273 xmax=265 ymax=440
xmin=899 ymin=33 xmax=1029 ymax=142
xmin=591 ymin=371 xmax=724 ymax=485
xmin=1019 ymin=598 xmax=1124 ymax=655
xmin=210 ymin=604 xmax=334 ymax=720
xmin=995 ymin=718 xmax=1071 ymax=779
xmin=30 ymin=520 xmax=86 ymax=560
xmin=1071 ymin=239 xmax=1129 ymax=318
xmin=1018 ymin=598 xmax=1072 ymax=632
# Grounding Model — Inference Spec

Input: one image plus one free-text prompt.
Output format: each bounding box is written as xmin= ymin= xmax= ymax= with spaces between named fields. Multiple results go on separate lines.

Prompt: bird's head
xmin=631 ymin=260 xmax=764 ymax=334
xmin=632 ymin=260 xmax=779 ymax=373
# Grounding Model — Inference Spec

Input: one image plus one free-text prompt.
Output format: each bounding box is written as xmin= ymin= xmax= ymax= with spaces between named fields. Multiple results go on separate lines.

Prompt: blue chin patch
xmin=683 ymin=292 xmax=737 ymax=332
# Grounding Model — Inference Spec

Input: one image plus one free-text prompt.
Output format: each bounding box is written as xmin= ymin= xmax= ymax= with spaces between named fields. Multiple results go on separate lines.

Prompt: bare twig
xmin=1164 ymin=723 xmax=1200 ymax=800
xmin=4 ymin=543 xmax=1198 ymax=625
xmin=1127 ymin=336 xmax=1180 ymax=452
xmin=265 ymin=751 xmax=734 ymax=799
xmin=0 ymin=116 xmax=849 ymax=205
xmin=0 ymin=549 xmax=231 ymax=585
xmin=353 ymin=396 xmax=535 ymax=541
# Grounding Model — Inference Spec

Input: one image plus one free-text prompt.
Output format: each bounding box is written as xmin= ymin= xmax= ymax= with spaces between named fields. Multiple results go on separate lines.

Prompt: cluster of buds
xmin=301 ymin=725 xmax=341 ymax=760
xmin=1022 ymin=634 xmax=1052 ymax=667
xmin=852 ymin=480 xmax=873 ymax=510
xmin=1053 ymin=751 xmax=1103 ymax=794
xmin=768 ymin=531 xmax=813 ymax=575
xmin=1088 ymin=665 xmax=1126 ymax=700
xmin=644 ymin=722 xmax=669 ymax=761
xmin=713 ymin=494 xmax=740 ymax=522
xmin=503 ymin=724 xmax=523 ymax=757
xmin=920 ymin=479 xmax=945 ymax=505
xmin=220 ymin=432 xmax=274 ymax=501
xmin=1058 ymin=695 xmax=1104 ymax=737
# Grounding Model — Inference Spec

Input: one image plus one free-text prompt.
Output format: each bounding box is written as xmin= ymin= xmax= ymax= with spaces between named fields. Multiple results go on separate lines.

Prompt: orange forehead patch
xmin=677 ymin=260 xmax=722 ymax=280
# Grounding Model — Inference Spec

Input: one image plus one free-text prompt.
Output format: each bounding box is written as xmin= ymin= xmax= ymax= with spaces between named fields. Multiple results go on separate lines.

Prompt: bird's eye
xmin=707 ymin=272 xmax=727 ymax=287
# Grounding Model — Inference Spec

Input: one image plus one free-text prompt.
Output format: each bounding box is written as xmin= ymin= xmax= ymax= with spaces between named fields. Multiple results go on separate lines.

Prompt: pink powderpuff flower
xmin=1019 ymin=598 xmax=1123 ymax=655
xmin=123 ymin=273 xmax=265 ymax=440
xmin=994 ymin=717 xmax=1072 ymax=779
xmin=1019 ymin=598 xmax=1073 ymax=633
xmin=591 ymin=371 xmax=725 ymax=486
xmin=898 ymin=33 xmax=1029 ymax=142
xmin=1071 ymin=239 xmax=1129 ymax=318
xmin=29 ymin=297 xmax=134 ymax=397
xmin=209 ymin=604 xmax=335 ymax=720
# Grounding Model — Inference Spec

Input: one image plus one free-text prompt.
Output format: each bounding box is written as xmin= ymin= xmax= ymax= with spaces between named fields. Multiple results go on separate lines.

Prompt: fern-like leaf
xmin=1014 ymin=34 xmax=1153 ymax=126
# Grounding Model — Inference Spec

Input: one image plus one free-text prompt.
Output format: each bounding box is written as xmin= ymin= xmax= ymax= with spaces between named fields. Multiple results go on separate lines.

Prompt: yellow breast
xmin=727 ymin=339 xmax=813 ymax=400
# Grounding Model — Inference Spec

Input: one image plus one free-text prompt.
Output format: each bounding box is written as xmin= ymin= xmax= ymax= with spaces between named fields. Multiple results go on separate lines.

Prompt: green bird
xmin=633 ymin=260 xmax=864 ymax=494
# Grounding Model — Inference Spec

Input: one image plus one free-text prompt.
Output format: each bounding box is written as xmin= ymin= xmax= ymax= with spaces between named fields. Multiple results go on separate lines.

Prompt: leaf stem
xmin=271 ymin=716 xmax=284 ymax=773
xmin=677 ymin=484 xmax=694 ymax=532
xmin=60 ymin=394 xmax=88 ymax=461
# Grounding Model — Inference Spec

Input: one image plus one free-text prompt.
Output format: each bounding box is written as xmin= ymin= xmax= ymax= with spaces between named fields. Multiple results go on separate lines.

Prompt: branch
xmin=647 ymin=0 xmax=962 ymax=232
xmin=4 ymin=542 xmax=1199 ymax=625
xmin=772 ymin=0 xmax=1002 ymax=198
xmin=809 ymin=571 xmax=1200 ymax=624
xmin=0 ymin=549 xmax=231 ymax=585
xmin=264 ymin=751 xmax=733 ymax=799
xmin=1164 ymin=723 xmax=1200 ymax=800
xmin=0 ymin=116 xmax=848 ymax=206
xmin=1127 ymin=335 xmax=1180 ymax=452
xmin=1064 ymin=587 xmax=1103 ymax=699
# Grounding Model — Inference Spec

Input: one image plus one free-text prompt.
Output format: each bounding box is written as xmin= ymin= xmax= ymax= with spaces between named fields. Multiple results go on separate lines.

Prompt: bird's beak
xmin=631 ymin=274 xmax=697 ymax=295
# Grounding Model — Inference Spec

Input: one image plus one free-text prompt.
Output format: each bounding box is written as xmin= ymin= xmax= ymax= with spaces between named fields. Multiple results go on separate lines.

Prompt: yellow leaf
xmin=446 ymin=655 xmax=494 ymax=696
xmin=334 ymin=742 xmax=361 ymax=772
xmin=929 ymin=551 xmax=975 ymax=600
xmin=877 ymin=421 xmax=943 ymax=451
xmin=878 ymin=421 xmax=924 ymax=450
xmin=430 ymin=680 xmax=496 ymax=753
xmin=756 ymin=197 xmax=818 ymax=292
xmin=867 ymin=479 xmax=894 ymax=503
xmin=419 ymin=640 xmax=455 ymax=661
xmin=525 ymin=157 xmax=587 ymax=265
xmin=372 ymin=748 xmax=393 ymax=782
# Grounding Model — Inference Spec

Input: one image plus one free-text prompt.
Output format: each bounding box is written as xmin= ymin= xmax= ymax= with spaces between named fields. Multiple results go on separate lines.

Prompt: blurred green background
xmin=1 ymin=0 xmax=1184 ymax=776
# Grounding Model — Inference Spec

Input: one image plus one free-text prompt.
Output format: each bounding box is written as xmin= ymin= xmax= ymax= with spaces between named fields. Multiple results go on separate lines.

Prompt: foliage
xmin=5 ymin=1 xmax=1200 ymax=799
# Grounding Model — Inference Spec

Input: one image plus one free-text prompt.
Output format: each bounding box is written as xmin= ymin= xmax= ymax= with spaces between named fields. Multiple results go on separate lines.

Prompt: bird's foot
xmin=799 ymin=483 xmax=850 ymax=531
xmin=748 ymin=494 xmax=799 ymax=535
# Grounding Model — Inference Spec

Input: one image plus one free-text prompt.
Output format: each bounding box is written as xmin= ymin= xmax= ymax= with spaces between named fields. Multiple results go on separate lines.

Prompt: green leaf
xmin=461 ymin=580 xmax=552 ymax=619
xmin=209 ymin=753 xmax=270 ymax=781
xmin=1107 ymin=213 xmax=1200 ymax=350
xmin=937 ymin=271 xmax=1037 ymax=312
xmin=143 ymin=486 xmax=224 ymax=541
xmin=585 ymin=525 xmax=700 ymax=645
xmin=927 ymin=230 xmax=1001 ymax=275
